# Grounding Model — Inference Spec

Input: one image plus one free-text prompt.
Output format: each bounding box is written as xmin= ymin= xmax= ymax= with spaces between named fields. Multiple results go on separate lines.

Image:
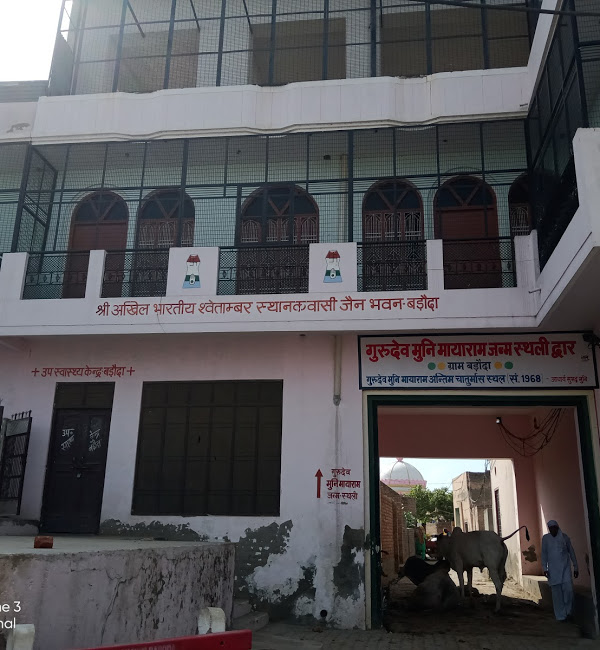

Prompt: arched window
xmin=508 ymin=174 xmax=531 ymax=237
xmin=359 ymin=179 xmax=426 ymax=291
xmin=136 ymin=189 xmax=195 ymax=248
xmin=434 ymin=176 xmax=498 ymax=240
xmin=239 ymin=184 xmax=319 ymax=245
xmin=362 ymin=179 xmax=423 ymax=241
xmin=434 ymin=177 xmax=504 ymax=289
xmin=69 ymin=190 xmax=129 ymax=251
xmin=65 ymin=191 xmax=129 ymax=298
xmin=232 ymin=184 xmax=317 ymax=295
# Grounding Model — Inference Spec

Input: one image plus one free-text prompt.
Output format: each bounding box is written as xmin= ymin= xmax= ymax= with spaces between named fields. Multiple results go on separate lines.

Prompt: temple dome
xmin=380 ymin=458 xmax=427 ymax=493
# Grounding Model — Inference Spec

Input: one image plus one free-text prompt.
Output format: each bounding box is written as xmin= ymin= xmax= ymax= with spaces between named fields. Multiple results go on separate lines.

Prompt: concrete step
xmin=232 ymin=599 xmax=252 ymax=619
xmin=231 ymin=610 xmax=269 ymax=632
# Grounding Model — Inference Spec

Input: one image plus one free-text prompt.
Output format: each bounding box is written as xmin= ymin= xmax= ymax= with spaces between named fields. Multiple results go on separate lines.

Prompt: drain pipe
xmin=333 ymin=335 xmax=342 ymax=406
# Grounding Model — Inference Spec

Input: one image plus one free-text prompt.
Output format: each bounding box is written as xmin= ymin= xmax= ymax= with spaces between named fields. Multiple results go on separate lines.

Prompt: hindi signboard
xmin=359 ymin=333 xmax=598 ymax=390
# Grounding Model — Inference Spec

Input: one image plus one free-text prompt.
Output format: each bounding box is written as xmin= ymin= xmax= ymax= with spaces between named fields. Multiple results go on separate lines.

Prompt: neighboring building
xmin=1 ymin=0 xmax=600 ymax=634
xmin=380 ymin=458 xmax=427 ymax=494
xmin=426 ymin=521 xmax=454 ymax=537
xmin=452 ymin=471 xmax=492 ymax=533
xmin=379 ymin=482 xmax=416 ymax=583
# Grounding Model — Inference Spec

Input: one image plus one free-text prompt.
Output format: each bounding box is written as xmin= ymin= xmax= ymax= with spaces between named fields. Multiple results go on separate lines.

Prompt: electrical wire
xmin=496 ymin=408 xmax=565 ymax=457
xmin=405 ymin=0 xmax=600 ymax=19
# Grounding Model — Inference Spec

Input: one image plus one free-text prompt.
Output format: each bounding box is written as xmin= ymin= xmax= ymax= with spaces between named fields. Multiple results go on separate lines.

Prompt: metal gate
xmin=0 ymin=411 xmax=32 ymax=515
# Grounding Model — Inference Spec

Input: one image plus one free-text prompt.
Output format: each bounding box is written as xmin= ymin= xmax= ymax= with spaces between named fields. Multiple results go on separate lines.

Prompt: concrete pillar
xmin=309 ymin=242 xmax=357 ymax=294
xmin=0 ymin=253 xmax=28 ymax=301
xmin=426 ymin=239 xmax=444 ymax=292
xmin=573 ymin=129 xmax=600 ymax=246
xmin=166 ymin=246 xmax=219 ymax=297
xmin=514 ymin=232 xmax=538 ymax=289
xmin=85 ymin=250 xmax=106 ymax=300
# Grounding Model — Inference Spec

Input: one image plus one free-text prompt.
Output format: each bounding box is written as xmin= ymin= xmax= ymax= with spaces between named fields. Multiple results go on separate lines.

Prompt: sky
xmin=0 ymin=0 xmax=64 ymax=82
xmin=380 ymin=457 xmax=488 ymax=489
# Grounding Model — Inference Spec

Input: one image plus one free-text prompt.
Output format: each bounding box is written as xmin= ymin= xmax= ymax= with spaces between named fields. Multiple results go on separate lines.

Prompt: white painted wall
xmin=32 ymin=71 xmax=530 ymax=145
xmin=490 ymin=458 xmax=523 ymax=583
xmin=0 ymin=236 xmax=541 ymax=337
xmin=537 ymin=129 xmax=600 ymax=327
xmin=0 ymin=103 xmax=37 ymax=143
xmin=0 ymin=332 xmax=366 ymax=628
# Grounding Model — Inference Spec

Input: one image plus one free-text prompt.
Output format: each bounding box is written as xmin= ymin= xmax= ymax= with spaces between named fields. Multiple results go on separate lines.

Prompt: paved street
xmin=253 ymin=622 xmax=598 ymax=650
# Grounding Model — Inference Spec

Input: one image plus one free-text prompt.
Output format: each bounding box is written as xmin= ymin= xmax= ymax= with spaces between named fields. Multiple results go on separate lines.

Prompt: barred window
xmin=508 ymin=174 xmax=531 ymax=237
xmin=239 ymin=184 xmax=319 ymax=245
xmin=136 ymin=189 xmax=195 ymax=248
xmin=133 ymin=381 xmax=283 ymax=516
xmin=362 ymin=180 xmax=423 ymax=242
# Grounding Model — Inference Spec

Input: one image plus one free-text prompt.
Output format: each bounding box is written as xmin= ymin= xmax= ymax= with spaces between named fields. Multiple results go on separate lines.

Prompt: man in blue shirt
xmin=542 ymin=519 xmax=579 ymax=621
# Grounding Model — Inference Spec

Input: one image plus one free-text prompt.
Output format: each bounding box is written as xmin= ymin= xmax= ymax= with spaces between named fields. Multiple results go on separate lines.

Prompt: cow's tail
xmin=501 ymin=525 xmax=530 ymax=542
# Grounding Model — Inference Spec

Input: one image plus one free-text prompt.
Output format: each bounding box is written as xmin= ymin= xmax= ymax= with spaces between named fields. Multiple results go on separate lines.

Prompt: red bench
xmin=73 ymin=630 xmax=252 ymax=650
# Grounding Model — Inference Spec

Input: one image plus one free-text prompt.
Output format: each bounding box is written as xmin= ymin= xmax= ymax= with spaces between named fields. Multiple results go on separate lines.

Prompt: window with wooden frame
xmin=362 ymin=179 xmax=423 ymax=241
xmin=133 ymin=381 xmax=283 ymax=517
xmin=508 ymin=174 xmax=532 ymax=237
xmin=136 ymin=189 xmax=195 ymax=249
xmin=239 ymin=184 xmax=319 ymax=246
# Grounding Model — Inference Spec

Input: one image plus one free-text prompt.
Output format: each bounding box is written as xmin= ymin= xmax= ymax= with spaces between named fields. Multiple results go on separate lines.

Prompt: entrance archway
xmin=366 ymin=393 xmax=600 ymax=636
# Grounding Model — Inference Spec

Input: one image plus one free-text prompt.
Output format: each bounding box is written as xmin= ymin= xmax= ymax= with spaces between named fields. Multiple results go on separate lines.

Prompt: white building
xmin=380 ymin=458 xmax=427 ymax=495
xmin=1 ymin=0 xmax=600 ymax=635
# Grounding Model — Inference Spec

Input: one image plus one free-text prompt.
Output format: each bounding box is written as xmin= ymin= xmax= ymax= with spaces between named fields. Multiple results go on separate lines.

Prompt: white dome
xmin=380 ymin=458 xmax=427 ymax=491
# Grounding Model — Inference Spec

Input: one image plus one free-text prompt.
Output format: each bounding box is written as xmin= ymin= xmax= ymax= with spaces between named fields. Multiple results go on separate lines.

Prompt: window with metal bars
xmin=51 ymin=0 xmax=532 ymax=96
xmin=136 ymin=189 xmax=195 ymax=248
xmin=133 ymin=381 xmax=283 ymax=516
xmin=362 ymin=180 xmax=423 ymax=242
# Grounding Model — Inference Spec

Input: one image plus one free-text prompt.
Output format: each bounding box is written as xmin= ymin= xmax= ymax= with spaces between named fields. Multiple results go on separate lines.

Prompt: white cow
xmin=437 ymin=526 xmax=528 ymax=612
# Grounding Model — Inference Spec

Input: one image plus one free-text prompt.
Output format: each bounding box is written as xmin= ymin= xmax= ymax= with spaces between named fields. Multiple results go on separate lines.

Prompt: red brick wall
xmin=380 ymin=483 xmax=416 ymax=581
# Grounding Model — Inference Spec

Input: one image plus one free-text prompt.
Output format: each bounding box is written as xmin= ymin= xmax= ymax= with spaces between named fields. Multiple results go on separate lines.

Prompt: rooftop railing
xmin=442 ymin=237 xmax=516 ymax=289
xmin=217 ymin=245 xmax=310 ymax=296
xmin=102 ymin=249 xmax=170 ymax=299
xmin=357 ymin=240 xmax=427 ymax=293
xmin=22 ymin=252 xmax=90 ymax=300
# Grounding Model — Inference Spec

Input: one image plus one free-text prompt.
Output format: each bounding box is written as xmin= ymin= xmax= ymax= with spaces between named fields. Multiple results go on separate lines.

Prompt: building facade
xmin=452 ymin=470 xmax=492 ymax=533
xmin=1 ymin=0 xmax=600 ymax=634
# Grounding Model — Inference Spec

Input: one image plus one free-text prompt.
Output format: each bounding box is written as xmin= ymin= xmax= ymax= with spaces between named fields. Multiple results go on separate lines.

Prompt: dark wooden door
xmin=64 ymin=192 xmax=129 ymax=298
xmin=41 ymin=409 xmax=112 ymax=534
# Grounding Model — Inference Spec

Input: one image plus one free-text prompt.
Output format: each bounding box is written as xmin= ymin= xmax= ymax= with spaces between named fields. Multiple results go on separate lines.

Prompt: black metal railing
xmin=442 ymin=237 xmax=516 ymax=290
xmin=358 ymin=241 xmax=427 ymax=292
xmin=102 ymin=249 xmax=170 ymax=298
xmin=218 ymin=245 xmax=310 ymax=296
xmin=52 ymin=0 xmax=533 ymax=97
xmin=22 ymin=251 xmax=90 ymax=300
xmin=0 ymin=412 xmax=32 ymax=516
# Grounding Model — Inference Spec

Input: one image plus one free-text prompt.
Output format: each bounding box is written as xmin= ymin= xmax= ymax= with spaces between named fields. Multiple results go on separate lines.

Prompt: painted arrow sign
xmin=315 ymin=469 xmax=323 ymax=498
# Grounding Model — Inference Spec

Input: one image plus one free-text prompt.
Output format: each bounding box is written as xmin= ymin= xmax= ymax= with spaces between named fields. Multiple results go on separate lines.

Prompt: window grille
xmin=527 ymin=0 xmax=595 ymax=268
xmin=11 ymin=122 xmax=527 ymax=266
xmin=133 ymin=381 xmax=283 ymax=517
xmin=51 ymin=0 xmax=532 ymax=96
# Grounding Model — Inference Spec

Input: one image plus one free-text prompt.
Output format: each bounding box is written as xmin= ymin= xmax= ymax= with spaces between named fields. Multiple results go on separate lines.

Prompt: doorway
xmin=366 ymin=394 xmax=600 ymax=635
xmin=434 ymin=176 xmax=502 ymax=289
xmin=41 ymin=383 xmax=114 ymax=534
xmin=65 ymin=191 xmax=129 ymax=298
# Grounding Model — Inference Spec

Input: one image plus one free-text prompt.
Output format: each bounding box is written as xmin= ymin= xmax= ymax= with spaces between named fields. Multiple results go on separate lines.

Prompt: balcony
xmin=101 ymin=250 xmax=170 ymax=298
xmin=7 ymin=236 xmax=527 ymax=300
xmin=51 ymin=0 xmax=532 ymax=97
xmin=218 ymin=245 xmax=310 ymax=296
